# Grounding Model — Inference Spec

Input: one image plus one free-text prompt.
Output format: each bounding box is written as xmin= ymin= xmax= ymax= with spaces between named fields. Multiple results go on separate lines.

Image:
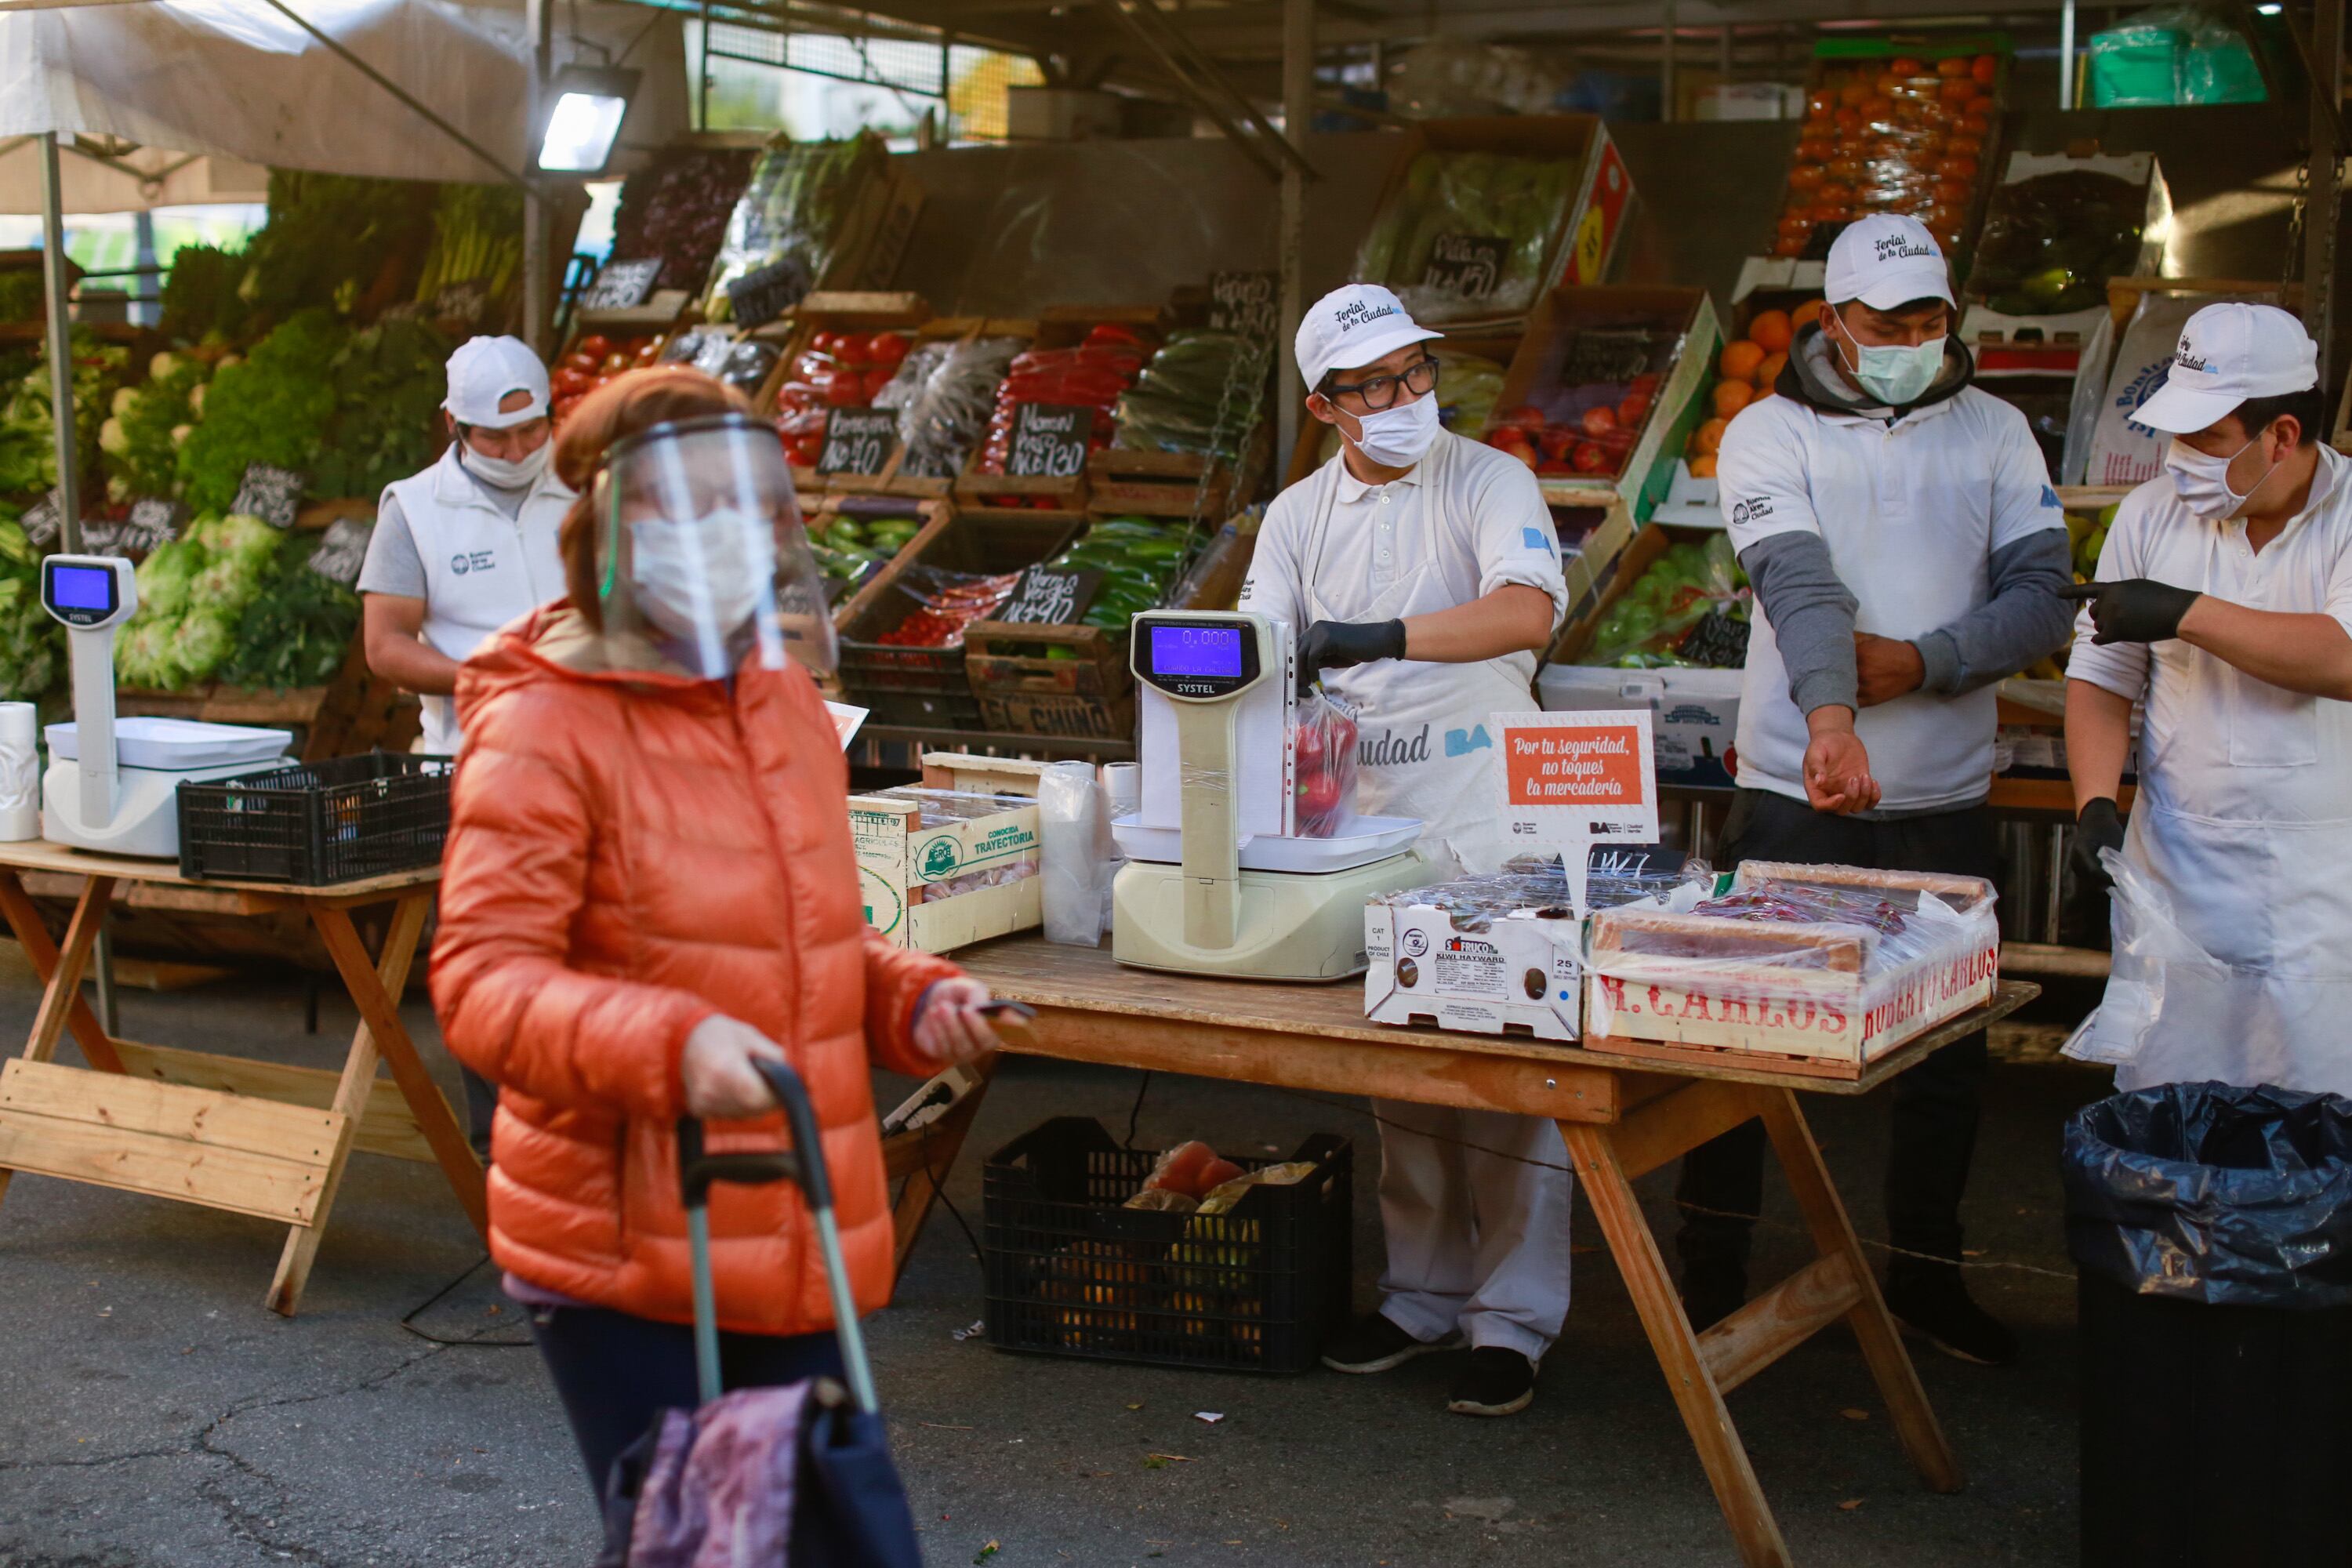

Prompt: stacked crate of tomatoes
xmin=550 ymin=332 xmax=668 ymax=427
xmin=771 ymin=327 xmax=913 ymax=470
xmin=1774 ymin=47 xmax=2002 ymax=261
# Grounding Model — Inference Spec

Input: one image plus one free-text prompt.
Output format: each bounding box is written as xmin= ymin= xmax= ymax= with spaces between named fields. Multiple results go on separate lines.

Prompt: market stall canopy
xmin=0 ymin=0 xmax=692 ymax=206
xmin=0 ymin=140 xmax=270 ymax=216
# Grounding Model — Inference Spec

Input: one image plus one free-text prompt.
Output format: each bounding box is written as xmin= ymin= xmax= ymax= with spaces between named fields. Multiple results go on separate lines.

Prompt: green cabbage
xmin=169 ymin=607 xmax=238 ymax=681
xmin=135 ymin=539 xmax=203 ymax=619
xmin=190 ymin=550 xmax=268 ymax=610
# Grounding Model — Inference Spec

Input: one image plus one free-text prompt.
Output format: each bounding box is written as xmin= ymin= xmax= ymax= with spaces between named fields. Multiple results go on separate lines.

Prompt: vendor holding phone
xmin=2065 ymin=303 xmax=2352 ymax=1098
xmin=1239 ymin=283 xmax=1568 ymax=1418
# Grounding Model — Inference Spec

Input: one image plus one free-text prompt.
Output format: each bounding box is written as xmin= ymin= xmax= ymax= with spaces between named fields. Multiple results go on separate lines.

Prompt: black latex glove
xmin=2062 ymin=579 xmax=2201 ymax=645
xmin=1298 ymin=619 xmax=1406 ymax=694
xmin=2071 ymin=797 xmax=2125 ymax=895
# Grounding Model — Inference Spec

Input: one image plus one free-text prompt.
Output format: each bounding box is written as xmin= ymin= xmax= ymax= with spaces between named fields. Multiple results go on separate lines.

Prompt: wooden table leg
xmin=0 ymin=876 xmax=116 ymax=1216
xmin=1760 ymin=1087 xmax=1962 ymax=1494
xmin=0 ymin=869 xmax=122 ymax=1074
xmin=884 ymin=1055 xmax=997 ymax=1284
xmin=266 ymin=896 xmax=482 ymax=1317
xmin=1562 ymin=1116 xmax=1794 ymax=1568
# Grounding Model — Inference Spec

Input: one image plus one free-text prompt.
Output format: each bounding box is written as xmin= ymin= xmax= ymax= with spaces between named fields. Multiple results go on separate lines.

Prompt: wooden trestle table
xmin=890 ymin=935 xmax=2038 ymax=1568
xmin=0 ymin=841 xmax=486 ymax=1316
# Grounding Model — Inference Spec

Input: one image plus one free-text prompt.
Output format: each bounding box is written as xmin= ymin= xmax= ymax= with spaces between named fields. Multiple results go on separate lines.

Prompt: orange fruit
xmin=1936 ymin=55 xmax=1970 ymax=78
xmin=1972 ymin=53 xmax=1998 ymax=85
xmin=1688 ymin=454 xmax=1719 ymax=479
xmin=1793 ymin=297 xmax=1828 ymax=331
xmin=1748 ymin=309 xmax=1793 ymax=352
xmin=1692 ymin=416 xmax=1730 ymax=456
xmin=1714 ymin=380 xmax=1754 ymax=418
xmin=1719 ymin=340 xmax=1766 ymax=381
xmin=1755 ymin=351 xmax=1788 ymax=388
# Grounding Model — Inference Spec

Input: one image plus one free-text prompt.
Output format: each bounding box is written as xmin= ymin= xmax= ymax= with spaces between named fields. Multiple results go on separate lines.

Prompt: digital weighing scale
xmin=1110 ymin=610 xmax=1428 ymax=982
xmin=39 ymin=554 xmax=291 ymax=858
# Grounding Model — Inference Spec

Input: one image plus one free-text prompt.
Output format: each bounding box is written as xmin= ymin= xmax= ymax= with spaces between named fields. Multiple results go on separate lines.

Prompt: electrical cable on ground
xmin=398 ymin=1253 xmax=532 ymax=1348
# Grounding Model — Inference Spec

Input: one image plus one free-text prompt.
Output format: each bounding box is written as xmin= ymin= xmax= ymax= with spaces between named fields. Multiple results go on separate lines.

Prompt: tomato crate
xmin=962 ymin=620 xmax=1136 ymax=740
xmin=834 ymin=509 xmax=1082 ymax=716
xmin=982 ymin=1117 xmax=1353 ymax=1374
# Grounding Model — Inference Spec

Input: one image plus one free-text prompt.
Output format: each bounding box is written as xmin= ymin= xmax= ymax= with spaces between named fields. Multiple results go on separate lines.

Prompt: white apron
xmin=1294 ymin=436 xmax=1537 ymax=874
xmin=2085 ymin=525 xmax=2352 ymax=1098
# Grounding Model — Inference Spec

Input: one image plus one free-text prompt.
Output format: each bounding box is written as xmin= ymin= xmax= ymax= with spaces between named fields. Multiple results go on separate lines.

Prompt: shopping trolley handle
xmin=676 ymin=1056 xmax=834 ymax=1214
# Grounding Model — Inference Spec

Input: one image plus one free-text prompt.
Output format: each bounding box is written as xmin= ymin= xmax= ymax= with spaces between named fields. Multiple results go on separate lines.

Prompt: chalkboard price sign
xmin=433 ymin=279 xmax=492 ymax=327
xmin=1421 ymin=234 xmax=1508 ymax=302
xmin=122 ymin=497 xmax=183 ymax=552
xmin=1210 ymin=270 xmax=1278 ymax=339
xmin=308 ymin=516 xmax=375 ymax=588
xmin=18 ymin=490 xmax=64 ymax=548
xmin=233 ymin=464 xmax=306 ymax=529
xmin=815 ymin=408 xmax=900 ymax=477
xmin=997 ymin=566 xmax=1105 ymax=626
xmin=1006 ymin=403 xmax=1094 ymax=479
xmin=725 ymin=257 xmax=812 ymax=332
xmin=581 ymin=258 xmax=663 ymax=313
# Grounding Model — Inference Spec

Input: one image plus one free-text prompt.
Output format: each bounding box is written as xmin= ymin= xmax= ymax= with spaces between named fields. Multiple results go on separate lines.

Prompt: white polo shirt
xmin=2069 ymin=446 xmax=2352 ymax=825
xmin=1720 ymin=383 xmax=2066 ymax=811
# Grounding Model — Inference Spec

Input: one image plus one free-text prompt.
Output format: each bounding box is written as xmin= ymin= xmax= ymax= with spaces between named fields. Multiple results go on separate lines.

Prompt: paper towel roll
xmin=0 ymin=702 xmax=39 ymax=840
xmin=1101 ymin=762 xmax=1140 ymax=820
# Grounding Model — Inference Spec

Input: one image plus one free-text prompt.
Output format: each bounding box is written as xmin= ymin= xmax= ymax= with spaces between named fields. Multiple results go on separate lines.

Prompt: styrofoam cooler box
xmin=1538 ymin=663 xmax=1741 ymax=781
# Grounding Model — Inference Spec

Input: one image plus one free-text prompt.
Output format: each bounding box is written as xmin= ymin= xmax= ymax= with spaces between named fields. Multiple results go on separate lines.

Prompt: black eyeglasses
xmin=1323 ymin=357 xmax=1440 ymax=411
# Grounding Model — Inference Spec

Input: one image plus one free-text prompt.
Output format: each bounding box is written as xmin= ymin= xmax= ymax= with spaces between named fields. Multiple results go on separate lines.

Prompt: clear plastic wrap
xmin=1777 ymin=54 xmax=1998 ymax=257
xmin=858 ymin=785 xmax=1032 ymax=824
xmin=1586 ymin=862 xmax=2002 ymax=1062
xmin=1376 ymin=853 xmax=1717 ymax=927
xmin=884 ymin=335 xmax=1028 ymax=479
xmin=1290 ymin=689 xmax=1359 ymax=838
xmin=1973 ymin=171 xmax=2153 ymax=317
xmin=1352 ymin=151 xmax=1581 ymax=320
xmin=702 ymin=134 xmax=887 ymax=321
xmin=2063 ymin=847 xmax=2232 ymax=1071
xmin=872 ymin=565 xmax=1022 ymax=649
xmin=1040 ymin=760 xmax=1109 ymax=946
xmin=978 ymin=336 xmax=1152 ymax=476
xmin=1581 ymin=533 xmax=1749 ymax=670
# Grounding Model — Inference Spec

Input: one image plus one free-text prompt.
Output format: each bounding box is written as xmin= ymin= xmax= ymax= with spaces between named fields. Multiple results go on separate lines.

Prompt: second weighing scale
xmin=1111 ymin=610 xmax=1428 ymax=982
xmin=38 ymin=554 xmax=290 ymax=858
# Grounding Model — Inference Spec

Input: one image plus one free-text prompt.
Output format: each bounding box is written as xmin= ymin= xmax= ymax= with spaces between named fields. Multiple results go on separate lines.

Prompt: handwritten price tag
xmin=582 ymin=257 xmax=662 ymax=312
xmin=1421 ymin=234 xmax=1508 ymax=302
xmin=997 ymin=566 xmax=1103 ymax=626
xmin=1006 ymin=403 xmax=1092 ymax=479
xmin=816 ymin=407 xmax=899 ymax=477
xmin=231 ymin=464 xmax=305 ymax=530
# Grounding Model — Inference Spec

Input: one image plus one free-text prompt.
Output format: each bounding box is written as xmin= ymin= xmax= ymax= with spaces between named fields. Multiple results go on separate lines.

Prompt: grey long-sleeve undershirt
xmin=1740 ymin=528 xmax=2076 ymax=714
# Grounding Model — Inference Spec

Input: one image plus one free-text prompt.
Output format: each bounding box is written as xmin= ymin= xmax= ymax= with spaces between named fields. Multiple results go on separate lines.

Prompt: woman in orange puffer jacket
xmin=430 ymin=368 xmax=1003 ymax=1492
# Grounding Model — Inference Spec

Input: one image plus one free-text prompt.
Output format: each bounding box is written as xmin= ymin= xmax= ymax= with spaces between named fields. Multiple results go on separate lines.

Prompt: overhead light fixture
xmin=2256 ymin=4 xmax=2282 ymax=13
xmin=537 ymin=64 xmax=641 ymax=176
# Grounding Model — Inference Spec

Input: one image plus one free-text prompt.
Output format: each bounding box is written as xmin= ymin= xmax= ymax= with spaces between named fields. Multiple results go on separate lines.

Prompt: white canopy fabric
xmin=0 ymin=0 xmax=691 ymax=212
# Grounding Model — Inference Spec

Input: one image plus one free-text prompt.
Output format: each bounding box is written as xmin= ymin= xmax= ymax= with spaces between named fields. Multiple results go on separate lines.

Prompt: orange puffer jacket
xmin=431 ymin=604 xmax=959 ymax=1335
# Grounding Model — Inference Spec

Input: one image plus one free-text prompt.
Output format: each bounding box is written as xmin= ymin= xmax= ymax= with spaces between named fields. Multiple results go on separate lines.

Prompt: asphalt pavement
xmin=0 ymin=969 xmax=2103 ymax=1568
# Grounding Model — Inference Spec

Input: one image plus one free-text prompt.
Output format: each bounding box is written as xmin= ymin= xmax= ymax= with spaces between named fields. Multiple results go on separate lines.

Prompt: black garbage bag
xmin=2062 ymin=1081 xmax=2352 ymax=1308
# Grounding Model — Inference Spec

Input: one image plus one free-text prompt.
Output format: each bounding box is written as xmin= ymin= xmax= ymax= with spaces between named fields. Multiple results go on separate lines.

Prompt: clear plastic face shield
xmin=594 ymin=414 xmax=837 ymax=680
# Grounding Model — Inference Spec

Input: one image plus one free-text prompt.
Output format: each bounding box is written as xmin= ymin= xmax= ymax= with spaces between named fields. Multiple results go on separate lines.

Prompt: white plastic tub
xmin=1112 ymin=812 xmax=1421 ymax=873
xmin=46 ymin=717 xmax=293 ymax=771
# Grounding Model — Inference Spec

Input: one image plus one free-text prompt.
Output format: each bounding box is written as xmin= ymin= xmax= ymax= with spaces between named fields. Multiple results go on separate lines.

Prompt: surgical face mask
xmin=628 ymin=506 xmax=779 ymax=676
xmin=1339 ymin=390 xmax=1440 ymax=467
xmin=1830 ymin=317 xmax=1946 ymax=407
xmin=460 ymin=436 xmax=551 ymax=492
xmin=2165 ymin=434 xmax=2281 ymax=521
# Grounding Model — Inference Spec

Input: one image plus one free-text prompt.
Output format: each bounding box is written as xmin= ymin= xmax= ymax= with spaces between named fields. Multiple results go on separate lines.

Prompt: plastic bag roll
xmin=1040 ymin=761 xmax=1107 ymax=946
xmin=1098 ymin=762 xmax=1138 ymax=931
xmin=0 ymin=702 xmax=38 ymax=841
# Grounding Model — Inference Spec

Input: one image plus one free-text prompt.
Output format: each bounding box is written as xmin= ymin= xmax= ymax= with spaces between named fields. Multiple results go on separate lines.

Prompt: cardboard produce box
xmin=1584 ymin=862 xmax=2001 ymax=1073
xmin=1489 ymin=285 xmax=1722 ymax=519
xmin=1348 ymin=115 xmax=1634 ymax=328
xmin=851 ymin=755 xmax=1047 ymax=953
xmin=1962 ymin=149 xmax=2172 ymax=380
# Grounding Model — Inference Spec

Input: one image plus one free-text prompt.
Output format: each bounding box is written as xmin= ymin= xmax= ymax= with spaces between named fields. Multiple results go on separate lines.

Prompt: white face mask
xmin=460 ymin=436 xmax=551 ymax=491
xmin=1830 ymin=317 xmax=1946 ymax=407
xmin=629 ymin=507 xmax=778 ymax=676
xmin=2165 ymin=434 xmax=2281 ymax=521
xmin=1338 ymin=390 xmax=1440 ymax=467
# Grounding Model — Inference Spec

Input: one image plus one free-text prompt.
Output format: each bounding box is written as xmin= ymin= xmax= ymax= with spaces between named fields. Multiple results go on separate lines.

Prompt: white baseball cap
xmin=2132 ymin=302 xmax=2319 ymax=435
xmin=445 ymin=336 xmax=550 ymax=428
xmin=1824 ymin=215 xmax=1955 ymax=311
xmin=1296 ymin=283 xmax=1443 ymax=394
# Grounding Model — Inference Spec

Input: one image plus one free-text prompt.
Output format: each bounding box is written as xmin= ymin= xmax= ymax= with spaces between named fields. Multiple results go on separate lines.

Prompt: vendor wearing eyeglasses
xmin=1239 ymin=283 xmax=1568 ymax=1419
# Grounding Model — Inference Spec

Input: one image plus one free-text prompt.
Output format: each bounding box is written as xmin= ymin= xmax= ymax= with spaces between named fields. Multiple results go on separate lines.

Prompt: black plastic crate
xmin=176 ymin=752 xmax=456 ymax=886
xmin=982 ymin=1116 xmax=1352 ymax=1374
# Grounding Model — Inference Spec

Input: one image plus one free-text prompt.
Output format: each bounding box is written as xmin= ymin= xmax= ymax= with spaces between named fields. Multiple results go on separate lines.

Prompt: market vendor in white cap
xmin=1240 ymin=282 xmax=1569 ymax=1417
xmin=1690 ymin=213 xmax=2075 ymax=1367
xmin=359 ymin=334 xmax=572 ymax=757
xmin=358 ymin=334 xmax=572 ymax=1160
xmin=2066 ymin=303 xmax=2352 ymax=1098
